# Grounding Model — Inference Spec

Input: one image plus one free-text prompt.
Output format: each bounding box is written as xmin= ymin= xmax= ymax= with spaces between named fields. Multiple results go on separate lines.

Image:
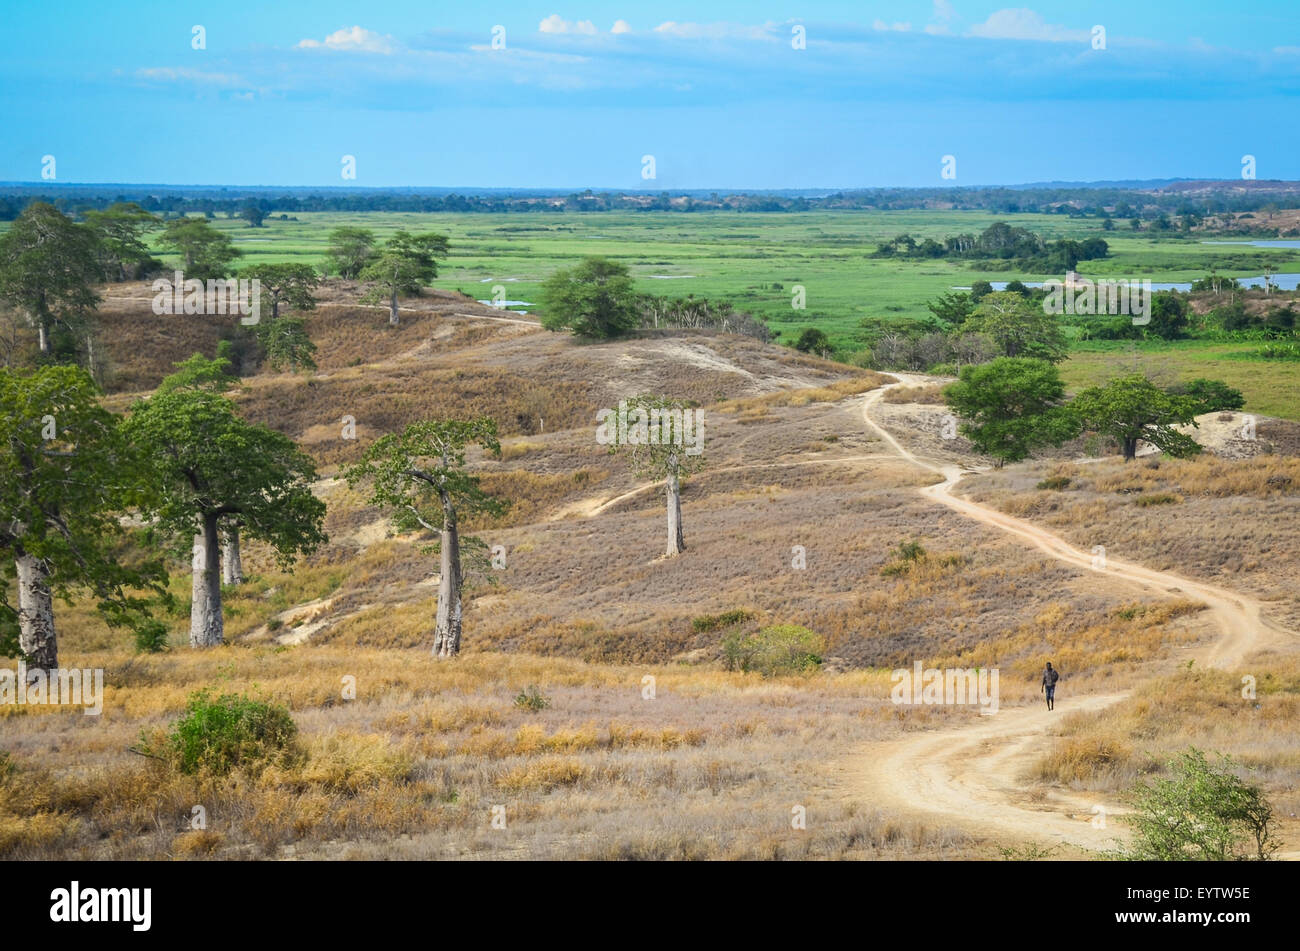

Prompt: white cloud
xmin=135 ymin=66 xmax=242 ymax=85
xmin=611 ymin=20 xmax=632 ymax=34
xmin=297 ymin=26 xmax=396 ymax=54
xmin=967 ymin=8 xmax=1088 ymax=43
xmin=873 ymin=20 xmax=913 ymax=33
xmin=539 ymin=14 xmax=597 ymax=35
xmin=653 ymin=21 xmax=771 ymax=40
xmin=925 ymin=0 xmax=955 ymax=35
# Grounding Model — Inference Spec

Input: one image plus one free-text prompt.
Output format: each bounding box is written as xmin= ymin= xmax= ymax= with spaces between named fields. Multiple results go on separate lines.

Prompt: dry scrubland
xmin=3 ymin=281 xmax=1299 ymax=858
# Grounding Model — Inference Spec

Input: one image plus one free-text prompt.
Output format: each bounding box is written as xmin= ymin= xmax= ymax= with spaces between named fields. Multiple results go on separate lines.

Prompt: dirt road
xmin=843 ymin=376 xmax=1293 ymax=853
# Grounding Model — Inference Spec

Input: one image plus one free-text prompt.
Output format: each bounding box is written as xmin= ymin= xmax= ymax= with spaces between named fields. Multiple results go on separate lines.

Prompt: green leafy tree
xmin=597 ymin=395 xmax=705 ymax=556
xmin=927 ymin=291 xmax=975 ymax=327
xmin=1148 ymin=291 xmax=1190 ymax=340
xmin=239 ymin=201 xmax=266 ymax=228
xmin=0 ymin=366 xmax=169 ymax=671
xmin=325 ymin=227 xmax=377 ymax=279
xmin=241 ymin=263 xmax=319 ymax=322
xmin=158 ymin=217 xmax=241 ymax=282
xmin=1127 ymin=748 xmax=1278 ymax=861
xmin=793 ymin=327 xmax=831 ymax=355
xmin=359 ymin=231 xmax=449 ymax=326
xmin=1168 ymin=378 xmax=1245 ymax=414
xmin=1072 ymin=375 xmax=1202 ymax=461
xmin=257 ymin=317 xmax=317 ymax=374
xmin=82 ymin=202 xmax=161 ymax=281
xmin=238 ymin=264 xmax=320 ymax=373
xmin=539 ymin=257 xmax=640 ymax=339
xmin=965 ymin=291 xmax=1067 ymax=362
xmin=343 ymin=418 xmax=507 ymax=657
xmin=122 ymin=359 xmax=326 ymax=647
xmin=0 ymin=201 xmax=102 ymax=359
xmin=944 ymin=358 xmax=1080 ymax=466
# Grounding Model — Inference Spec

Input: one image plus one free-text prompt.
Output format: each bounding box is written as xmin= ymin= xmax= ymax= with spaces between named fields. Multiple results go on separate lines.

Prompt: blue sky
xmin=2 ymin=1 xmax=1298 ymax=188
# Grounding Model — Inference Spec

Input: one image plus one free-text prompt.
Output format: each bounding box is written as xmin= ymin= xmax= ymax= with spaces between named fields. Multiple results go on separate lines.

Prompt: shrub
xmin=1036 ymin=476 xmax=1072 ymax=490
xmin=514 ymin=685 xmax=550 ymax=712
xmin=151 ymin=690 xmax=299 ymax=776
xmin=132 ymin=618 xmax=170 ymax=654
xmin=1134 ymin=493 xmax=1181 ymax=507
xmin=721 ymin=624 xmax=825 ymax=676
xmin=881 ymin=539 xmax=927 ymax=576
xmin=692 ymin=609 xmax=755 ymax=633
xmin=1126 ymin=748 xmax=1278 ymax=861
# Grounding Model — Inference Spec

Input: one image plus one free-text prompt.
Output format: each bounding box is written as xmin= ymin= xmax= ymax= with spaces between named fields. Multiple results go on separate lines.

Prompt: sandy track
xmin=843 ymin=377 xmax=1295 ymax=853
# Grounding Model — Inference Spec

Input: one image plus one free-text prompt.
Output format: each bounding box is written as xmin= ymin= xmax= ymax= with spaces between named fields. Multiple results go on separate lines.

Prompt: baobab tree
xmin=344 ymin=418 xmax=507 ymax=657
xmin=122 ymin=358 xmax=325 ymax=646
xmin=360 ymin=231 xmax=449 ymax=326
xmin=0 ymin=365 xmax=168 ymax=674
xmin=0 ymin=202 xmax=101 ymax=360
xmin=597 ymin=395 xmax=706 ymax=557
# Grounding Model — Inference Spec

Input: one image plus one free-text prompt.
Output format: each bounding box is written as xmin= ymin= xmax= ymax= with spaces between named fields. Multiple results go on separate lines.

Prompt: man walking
xmin=1041 ymin=661 xmax=1059 ymax=711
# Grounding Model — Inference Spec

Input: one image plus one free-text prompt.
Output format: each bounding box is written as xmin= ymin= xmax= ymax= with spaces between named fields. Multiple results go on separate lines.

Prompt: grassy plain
xmin=148 ymin=209 xmax=1300 ymax=418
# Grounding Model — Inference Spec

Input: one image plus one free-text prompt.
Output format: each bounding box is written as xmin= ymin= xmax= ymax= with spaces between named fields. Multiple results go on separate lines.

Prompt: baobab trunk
xmin=190 ymin=515 xmax=224 ymax=647
xmin=1122 ymin=437 xmax=1139 ymax=462
xmin=389 ymin=285 xmax=400 ymax=326
xmin=37 ymin=321 xmax=48 ymax=354
xmin=665 ymin=456 xmax=685 ymax=557
xmin=221 ymin=524 xmax=244 ymax=585
xmin=432 ymin=495 xmax=462 ymax=658
xmin=15 ymin=552 xmax=57 ymax=679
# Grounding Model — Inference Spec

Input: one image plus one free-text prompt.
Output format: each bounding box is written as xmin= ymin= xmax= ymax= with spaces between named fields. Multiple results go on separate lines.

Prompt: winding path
xmin=843 ymin=376 xmax=1294 ymax=852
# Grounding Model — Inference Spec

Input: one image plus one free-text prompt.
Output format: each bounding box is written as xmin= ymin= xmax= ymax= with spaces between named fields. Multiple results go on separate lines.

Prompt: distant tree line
xmin=873 ymin=222 xmax=1109 ymax=271
xmin=6 ymin=182 xmax=1300 ymax=221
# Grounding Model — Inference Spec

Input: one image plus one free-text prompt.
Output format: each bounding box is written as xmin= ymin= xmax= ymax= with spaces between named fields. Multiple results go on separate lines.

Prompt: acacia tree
xmin=597 ymin=395 xmax=705 ymax=557
xmin=83 ymin=202 xmax=161 ymax=281
xmin=0 ymin=202 xmax=102 ymax=359
xmin=326 ymin=227 xmax=377 ymax=279
xmin=122 ymin=361 xmax=325 ymax=646
xmin=1072 ymin=375 xmax=1202 ymax=462
xmin=158 ymin=217 xmax=241 ymax=282
xmin=944 ymin=358 xmax=1080 ymax=466
xmin=360 ymin=231 xmax=449 ymax=325
xmin=0 ymin=366 xmax=169 ymax=675
xmin=344 ymin=418 xmax=506 ymax=657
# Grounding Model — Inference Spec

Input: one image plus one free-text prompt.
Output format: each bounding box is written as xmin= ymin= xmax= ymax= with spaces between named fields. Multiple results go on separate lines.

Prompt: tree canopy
xmin=944 ymin=357 xmax=1080 ymax=465
xmin=539 ymin=257 xmax=640 ymax=339
xmin=1072 ymin=375 xmax=1202 ymax=461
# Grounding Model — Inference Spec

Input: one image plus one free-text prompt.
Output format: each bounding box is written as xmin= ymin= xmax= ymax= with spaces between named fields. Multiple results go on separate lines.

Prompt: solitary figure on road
xmin=1041 ymin=661 xmax=1059 ymax=711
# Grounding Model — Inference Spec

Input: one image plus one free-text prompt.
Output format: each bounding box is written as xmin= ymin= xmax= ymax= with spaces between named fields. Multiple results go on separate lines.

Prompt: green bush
xmin=1036 ymin=476 xmax=1072 ymax=490
xmin=514 ymin=685 xmax=550 ymax=712
xmin=692 ymin=609 xmax=755 ymax=633
xmin=882 ymin=539 xmax=927 ymax=577
xmin=721 ymin=625 xmax=825 ymax=677
xmin=132 ymin=618 xmax=170 ymax=654
xmin=153 ymin=690 xmax=298 ymax=776
xmin=1134 ymin=492 xmax=1180 ymax=507
xmin=1125 ymin=748 xmax=1278 ymax=861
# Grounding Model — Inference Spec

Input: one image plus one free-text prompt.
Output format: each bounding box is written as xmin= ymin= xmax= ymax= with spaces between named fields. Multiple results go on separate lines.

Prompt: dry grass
xmin=0 ymin=647 xmax=979 ymax=860
xmin=1029 ymin=658 xmax=1300 ymax=826
xmin=882 ymin=384 xmax=948 ymax=405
